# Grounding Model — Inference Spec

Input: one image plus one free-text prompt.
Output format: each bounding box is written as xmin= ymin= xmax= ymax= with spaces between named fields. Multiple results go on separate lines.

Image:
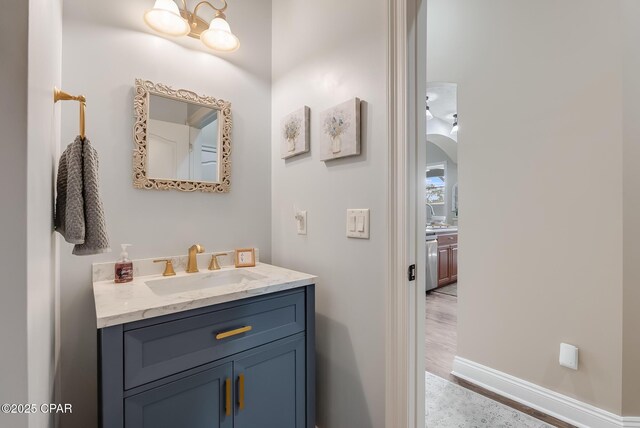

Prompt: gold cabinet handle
xmin=225 ymin=378 xmax=231 ymax=416
xmin=215 ymin=326 xmax=252 ymax=340
xmin=237 ymin=374 xmax=245 ymax=411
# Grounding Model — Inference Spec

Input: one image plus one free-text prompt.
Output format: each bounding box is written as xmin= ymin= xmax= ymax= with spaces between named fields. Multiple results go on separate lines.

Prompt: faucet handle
xmin=154 ymin=259 xmax=176 ymax=277
xmin=209 ymin=253 xmax=229 ymax=271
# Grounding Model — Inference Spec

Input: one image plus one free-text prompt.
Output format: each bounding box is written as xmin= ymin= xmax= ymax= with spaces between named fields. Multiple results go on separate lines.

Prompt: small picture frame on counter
xmin=234 ymin=248 xmax=256 ymax=268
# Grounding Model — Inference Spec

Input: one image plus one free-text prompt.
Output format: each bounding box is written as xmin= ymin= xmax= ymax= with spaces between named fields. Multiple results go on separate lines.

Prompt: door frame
xmin=386 ymin=0 xmax=426 ymax=427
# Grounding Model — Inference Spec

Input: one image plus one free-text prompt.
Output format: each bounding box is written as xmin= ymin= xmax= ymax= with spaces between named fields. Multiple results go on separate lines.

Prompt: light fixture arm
xmin=193 ymin=0 xmax=228 ymax=19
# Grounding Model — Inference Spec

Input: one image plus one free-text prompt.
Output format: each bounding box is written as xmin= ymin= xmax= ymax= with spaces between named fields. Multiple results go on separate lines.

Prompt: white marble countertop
xmin=93 ymin=263 xmax=317 ymax=329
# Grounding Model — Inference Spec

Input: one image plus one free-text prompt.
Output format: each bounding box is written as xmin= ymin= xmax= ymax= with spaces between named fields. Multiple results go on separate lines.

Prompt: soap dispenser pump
xmin=115 ymin=244 xmax=133 ymax=284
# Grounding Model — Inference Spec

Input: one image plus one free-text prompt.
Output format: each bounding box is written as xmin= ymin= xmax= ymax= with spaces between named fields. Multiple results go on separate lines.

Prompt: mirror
xmin=148 ymin=94 xmax=220 ymax=182
xmin=133 ymin=79 xmax=231 ymax=193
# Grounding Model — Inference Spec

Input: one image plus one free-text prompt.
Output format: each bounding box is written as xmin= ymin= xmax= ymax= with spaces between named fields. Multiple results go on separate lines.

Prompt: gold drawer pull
xmin=225 ymin=378 xmax=231 ymax=416
xmin=216 ymin=326 xmax=252 ymax=340
xmin=238 ymin=374 xmax=245 ymax=410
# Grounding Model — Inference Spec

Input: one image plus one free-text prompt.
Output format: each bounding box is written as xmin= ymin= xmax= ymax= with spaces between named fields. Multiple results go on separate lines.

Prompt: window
xmin=426 ymin=164 xmax=446 ymax=205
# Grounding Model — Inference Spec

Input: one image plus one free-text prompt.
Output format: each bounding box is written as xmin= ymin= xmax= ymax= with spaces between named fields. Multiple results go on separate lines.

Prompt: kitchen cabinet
xmin=437 ymin=233 xmax=458 ymax=287
xmin=99 ymin=286 xmax=315 ymax=428
xmin=437 ymin=246 xmax=451 ymax=286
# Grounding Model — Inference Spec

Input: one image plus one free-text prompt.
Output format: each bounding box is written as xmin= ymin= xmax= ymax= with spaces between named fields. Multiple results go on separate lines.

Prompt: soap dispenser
xmin=115 ymin=244 xmax=133 ymax=284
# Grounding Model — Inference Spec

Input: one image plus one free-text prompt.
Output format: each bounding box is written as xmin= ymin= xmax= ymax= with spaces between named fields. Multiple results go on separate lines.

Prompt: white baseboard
xmin=451 ymin=357 xmax=640 ymax=428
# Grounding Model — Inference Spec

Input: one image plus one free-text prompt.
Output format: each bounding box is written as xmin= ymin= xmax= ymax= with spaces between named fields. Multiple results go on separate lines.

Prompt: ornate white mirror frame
xmin=133 ymin=78 xmax=232 ymax=193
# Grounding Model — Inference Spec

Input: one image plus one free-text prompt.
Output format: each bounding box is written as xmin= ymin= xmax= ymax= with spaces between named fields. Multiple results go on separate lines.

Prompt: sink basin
xmin=145 ymin=270 xmax=267 ymax=296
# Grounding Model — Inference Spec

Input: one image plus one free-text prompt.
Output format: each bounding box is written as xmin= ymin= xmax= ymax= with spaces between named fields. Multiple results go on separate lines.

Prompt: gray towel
xmin=55 ymin=136 xmax=110 ymax=255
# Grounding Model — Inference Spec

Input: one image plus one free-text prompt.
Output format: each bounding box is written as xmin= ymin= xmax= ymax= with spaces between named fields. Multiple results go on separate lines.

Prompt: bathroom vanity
xmin=93 ymin=260 xmax=316 ymax=428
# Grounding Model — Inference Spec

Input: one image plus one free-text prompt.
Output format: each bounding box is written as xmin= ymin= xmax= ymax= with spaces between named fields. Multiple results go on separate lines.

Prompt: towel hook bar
xmin=54 ymin=87 xmax=86 ymax=139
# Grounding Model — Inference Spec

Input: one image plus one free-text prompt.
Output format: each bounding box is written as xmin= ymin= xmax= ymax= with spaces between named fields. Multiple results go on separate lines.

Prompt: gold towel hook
xmin=54 ymin=87 xmax=86 ymax=139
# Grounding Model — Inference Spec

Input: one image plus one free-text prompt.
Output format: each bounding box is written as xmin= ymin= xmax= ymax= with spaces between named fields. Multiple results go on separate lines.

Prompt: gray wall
xmin=59 ymin=1 xmax=272 ymax=426
xmin=0 ymin=2 xmax=62 ymax=428
xmin=426 ymin=140 xmax=457 ymax=224
xmin=271 ymin=0 xmax=388 ymax=426
xmin=27 ymin=0 xmax=63 ymax=427
xmin=0 ymin=3 xmax=29 ymax=427
xmin=622 ymin=0 xmax=640 ymax=416
xmin=429 ymin=0 xmax=625 ymax=413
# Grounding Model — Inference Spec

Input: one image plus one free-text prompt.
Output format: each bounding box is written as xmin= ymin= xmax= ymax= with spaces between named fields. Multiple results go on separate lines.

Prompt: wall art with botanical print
xmin=280 ymin=106 xmax=310 ymax=159
xmin=319 ymin=98 xmax=361 ymax=161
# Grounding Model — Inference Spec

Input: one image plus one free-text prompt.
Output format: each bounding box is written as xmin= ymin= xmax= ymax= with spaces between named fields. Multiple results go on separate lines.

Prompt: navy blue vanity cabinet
xmin=124 ymin=363 xmax=233 ymax=428
xmin=99 ymin=286 xmax=315 ymax=428
xmin=233 ymin=336 xmax=306 ymax=428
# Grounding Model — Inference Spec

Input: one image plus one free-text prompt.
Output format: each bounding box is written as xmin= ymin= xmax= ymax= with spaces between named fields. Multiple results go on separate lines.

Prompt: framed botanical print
xmin=235 ymin=248 xmax=256 ymax=268
xmin=320 ymin=98 xmax=361 ymax=161
xmin=280 ymin=106 xmax=310 ymax=159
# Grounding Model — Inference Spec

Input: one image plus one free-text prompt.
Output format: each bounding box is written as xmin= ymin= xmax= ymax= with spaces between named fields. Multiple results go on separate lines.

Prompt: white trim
xmin=452 ymin=357 xmax=640 ymax=428
xmin=412 ymin=0 xmax=428 ymax=424
xmin=387 ymin=0 xmax=427 ymax=427
xmin=386 ymin=0 xmax=410 ymax=425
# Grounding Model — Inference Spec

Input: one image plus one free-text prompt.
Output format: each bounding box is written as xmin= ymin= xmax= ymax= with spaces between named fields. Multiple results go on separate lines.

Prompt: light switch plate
xmin=347 ymin=209 xmax=370 ymax=239
xmin=295 ymin=210 xmax=307 ymax=235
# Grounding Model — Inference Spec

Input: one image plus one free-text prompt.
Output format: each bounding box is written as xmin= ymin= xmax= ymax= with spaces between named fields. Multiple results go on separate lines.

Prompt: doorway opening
xmin=424 ymin=82 xmax=459 ymax=385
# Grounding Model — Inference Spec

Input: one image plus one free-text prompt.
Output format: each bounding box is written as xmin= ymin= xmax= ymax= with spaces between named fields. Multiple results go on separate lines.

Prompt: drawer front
xmin=437 ymin=233 xmax=457 ymax=246
xmin=124 ymin=291 xmax=305 ymax=390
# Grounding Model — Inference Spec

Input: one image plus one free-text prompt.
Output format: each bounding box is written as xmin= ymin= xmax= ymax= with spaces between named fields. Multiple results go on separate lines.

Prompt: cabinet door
xmin=450 ymin=245 xmax=458 ymax=282
xmin=438 ymin=245 xmax=451 ymax=286
xmin=125 ymin=363 xmax=232 ymax=428
xmin=234 ymin=336 xmax=306 ymax=428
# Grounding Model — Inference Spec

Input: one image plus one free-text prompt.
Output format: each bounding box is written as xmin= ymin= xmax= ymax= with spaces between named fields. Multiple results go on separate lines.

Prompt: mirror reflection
xmin=147 ymin=94 xmax=220 ymax=183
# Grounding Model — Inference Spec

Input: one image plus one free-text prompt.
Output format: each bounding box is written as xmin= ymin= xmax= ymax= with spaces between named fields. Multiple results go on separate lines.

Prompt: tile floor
xmin=426 ymin=372 xmax=554 ymax=427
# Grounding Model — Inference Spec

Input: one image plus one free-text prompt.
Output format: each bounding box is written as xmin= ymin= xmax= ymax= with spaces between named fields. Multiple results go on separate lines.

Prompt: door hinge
xmin=408 ymin=264 xmax=416 ymax=281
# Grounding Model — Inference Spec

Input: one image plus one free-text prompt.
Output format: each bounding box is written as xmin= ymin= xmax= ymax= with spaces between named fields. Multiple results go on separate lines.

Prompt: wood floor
xmin=425 ymin=288 xmax=576 ymax=428
xmin=425 ymin=290 xmax=458 ymax=382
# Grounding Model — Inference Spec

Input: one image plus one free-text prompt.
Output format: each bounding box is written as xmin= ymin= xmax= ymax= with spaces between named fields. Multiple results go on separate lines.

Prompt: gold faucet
xmin=186 ymin=244 xmax=205 ymax=273
xmin=153 ymin=259 xmax=176 ymax=276
xmin=208 ymin=252 xmax=228 ymax=271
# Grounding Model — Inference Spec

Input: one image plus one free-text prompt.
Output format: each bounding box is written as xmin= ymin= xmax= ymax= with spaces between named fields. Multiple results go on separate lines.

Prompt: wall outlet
xmin=559 ymin=343 xmax=579 ymax=370
xmin=295 ymin=210 xmax=307 ymax=235
xmin=346 ymin=209 xmax=370 ymax=239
